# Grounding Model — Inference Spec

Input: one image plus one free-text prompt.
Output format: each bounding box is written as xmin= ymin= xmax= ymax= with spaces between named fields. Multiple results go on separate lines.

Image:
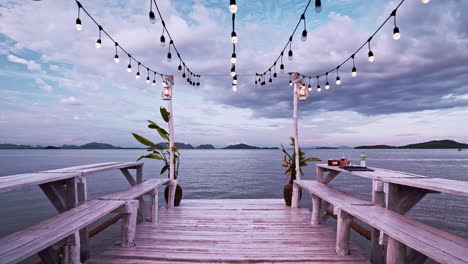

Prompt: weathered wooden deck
xmin=86 ymin=199 xmax=369 ymax=264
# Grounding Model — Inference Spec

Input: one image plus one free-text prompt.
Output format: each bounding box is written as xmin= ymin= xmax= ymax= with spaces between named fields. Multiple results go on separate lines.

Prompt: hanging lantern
xmin=161 ymin=75 xmax=174 ymax=100
xmin=298 ymin=84 xmax=308 ymax=101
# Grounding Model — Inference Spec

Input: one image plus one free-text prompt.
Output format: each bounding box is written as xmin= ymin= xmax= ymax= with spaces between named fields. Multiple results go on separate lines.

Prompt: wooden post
xmin=167 ymin=76 xmax=176 ymax=208
xmin=149 ymin=189 xmax=159 ymax=223
xmin=311 ymin=194 xmax=321 ymax=225
xmin=63 ymin=231 xmax=80 ymax=264
xmin=371 ymin=180 xmax=385 ymax=264
xmin=291 ymin=73 xmax=301 ymax=208
xmin=386 ymin=237 xmax=406 ymax=264
xmin=121 ymin=200 xmax=139 ymax=248
xmin=136 ymin=164 xmax=143 ymax=184
xmin=316 ymin=166 xmax=324 ymax=183
xmin=77 ymin=176 xmax=90 ymax=262
xmin=335 ymin=208 xmax=352 ymax=256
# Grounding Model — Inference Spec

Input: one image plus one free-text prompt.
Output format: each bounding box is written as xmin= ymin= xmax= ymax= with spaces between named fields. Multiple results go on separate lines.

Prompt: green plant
xmin=281 ymin=137 xmax=321 ymax=183
xmin=132 ymin=107 xmax=180 ymax=179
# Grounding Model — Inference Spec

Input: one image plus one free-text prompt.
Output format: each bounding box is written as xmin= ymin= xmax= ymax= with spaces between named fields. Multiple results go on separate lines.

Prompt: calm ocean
xmin=1 ymin=148 xmax=467 ymax=259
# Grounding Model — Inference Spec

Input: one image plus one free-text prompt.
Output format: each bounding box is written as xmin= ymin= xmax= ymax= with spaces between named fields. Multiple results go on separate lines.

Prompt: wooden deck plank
xmin=295 ymin=180 xmax=374 ymax=205
xmin=86 ymin=199 xmax=369 ymax=264
xmin=100 ymin=178 xmax=169 ymax=200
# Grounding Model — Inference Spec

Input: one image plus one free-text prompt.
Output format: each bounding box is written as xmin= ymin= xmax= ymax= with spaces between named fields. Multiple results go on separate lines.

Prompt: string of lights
xmin=73 ymin=0 xmax=201 ymax=87
xmin=150 ymin=0 xmax=201 ymax=86
xmin=296 ymin=0 xmax=431 ymax=94
xmin=230 ymin=0 xmax=238 ymax=91
xmin=254 ymin=0 xmax=322 ymax=87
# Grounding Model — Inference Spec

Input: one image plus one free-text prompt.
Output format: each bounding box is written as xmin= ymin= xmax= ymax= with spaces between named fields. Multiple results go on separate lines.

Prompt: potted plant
xmin=281 ymin=137 xmax=321 ymax=206
xmin=131 ymin=106 xmax=183 ymax=206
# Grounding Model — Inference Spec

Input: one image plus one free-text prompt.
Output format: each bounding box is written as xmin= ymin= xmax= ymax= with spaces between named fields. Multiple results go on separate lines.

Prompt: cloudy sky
xmin=0 ymin=0 xmax=467 ymax=148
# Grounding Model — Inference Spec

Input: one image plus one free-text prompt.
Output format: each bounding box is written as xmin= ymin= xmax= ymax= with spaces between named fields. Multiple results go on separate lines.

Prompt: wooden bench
xmin=335 ymin=203 xmax=468 ymax=264
xmin=0 ymin=199 xmax=138 ymax=264
xmin=294 ymin=180 xmax=373 ymax=225
xmin=100 ymin=178 xmax=169 ymax=223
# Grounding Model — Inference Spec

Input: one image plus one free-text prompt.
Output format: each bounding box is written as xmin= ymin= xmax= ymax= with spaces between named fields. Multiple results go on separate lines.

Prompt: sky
xmin=0 ymin=0 xmax=467 ymax=148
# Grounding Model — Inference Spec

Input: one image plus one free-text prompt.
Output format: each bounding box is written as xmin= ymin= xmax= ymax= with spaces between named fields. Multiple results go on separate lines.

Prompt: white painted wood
xmin=383 ymin=177 xmax=468 ymax=197
xmin=150 ymin=189 xmax=159 ymax=223
xmin=167 ymin=93 xmax=176 ymax=208
xmin=336 ymin=209 xmax=353 ymax=256
xmin=317 ymin=164 xmax=427 ymax=181
xmin=64 ymin=232 xmax=80 ymax=264
xmin=310 ymin=194 xmax=321 ymax=226
xmin=291 ymin=182 xmax=299 ymax=208
xmin=386 ymin=237 xmax=406 ymax=264
xmin=316 ymin=166 xmax=324 ymax=183
xmin=371 ymin=180 xmax=385 ymax=264
xmin=167 ymin=179 xmax=177 ymax=209
xmin=0 ymin=172 xmax=81 ymax=193
xmin=120 ymin=200 xmax=139 ymax=248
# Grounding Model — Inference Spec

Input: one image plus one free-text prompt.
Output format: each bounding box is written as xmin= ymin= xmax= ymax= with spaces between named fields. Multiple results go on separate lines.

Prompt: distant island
xmin=0 ymin=142 xmax=123 ymax=149
xmin=355 ymin=140 xmax=468 ymax=149
xmin=196 ymin=144 xmax=215 ymax=149
xmin=316 ymin=147 xmax=338 ymax=149
xmin=223 ymin=143 xmax=278 ymax=150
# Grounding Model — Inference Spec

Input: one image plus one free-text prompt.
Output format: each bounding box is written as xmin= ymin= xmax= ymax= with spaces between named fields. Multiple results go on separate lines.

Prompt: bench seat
xmin=100 ymin=178 xmax=169 ymax=223
xmin=0 ymin=199 xmax=138 ymax=264
xmin=338 ymin=203 xmax=468 ymax=264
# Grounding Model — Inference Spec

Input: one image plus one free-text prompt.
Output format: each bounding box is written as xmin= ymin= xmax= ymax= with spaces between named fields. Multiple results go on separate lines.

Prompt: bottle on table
xmin=360 ymin=152 xmax=366 ymax=167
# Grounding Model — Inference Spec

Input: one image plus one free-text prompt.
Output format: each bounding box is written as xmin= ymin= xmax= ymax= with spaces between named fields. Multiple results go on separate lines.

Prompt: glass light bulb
xmin=114 ymin=55 xmax=120 ymax=63
xmin=325 ymin=82 xmax=330 ymax=89
xmin=289 ymin=81 xmax=292 ymax=86
xmin=146 ymin=77 xmax=150 ymax=84
xmin=233 ymin=79 xmax=237 ymax=85
xmin=160 ymin=35 xmax=166 ymax=47
xmin=315 ymin=6 xmax=322 ymax=13
xmin=230 ymin=71 xmax=236 ymax=77
xmin=301 ymin=30 xmax=307 ymax=42
xmin=393 ymin=27 xmax=400 ymax=40
xmin=152 ymin=80 xmax=156 ymax=86
xmin=229 ymin=4 xmax=237 ymax=13
xmin=288 ymin=50 xmax=293 ymax=61
xmin=352 ymin=67 xmax=357 ymax=77
xmin=421 ymin=0 xmax=430 ymax=3
xmin=178 ymin=65 xmax=182 ymax=72
xmin=317 ymin=87 xmax=322 ymax=92
xmin=231 ymin=36 xmax=238 ymax=44
xmin=136 ymin=72 xmax=140 ymax=79
xmin=231 ymin=57 xmax=236 ymax=64
xmin=149 ymin=11 xmax=156 ymax=24
xmin=368 ymin=51 xmax=375 ymax=62
xmin=167 ymin=53 xmax=172 ymax=62
xmin=336 ymin=77 xmax=341 ymax=85
xmin=280 ymin=64 xmax=285 ymax=73
xmin=75 ymin=18 xmax=82 ymax=31
xmin=95 ymin=39 xmax=101 ymax=48
xmin=232 ymin=85 xmax=237 ymax=92
xmin=127 ymin=64 xmax=132 ymax=72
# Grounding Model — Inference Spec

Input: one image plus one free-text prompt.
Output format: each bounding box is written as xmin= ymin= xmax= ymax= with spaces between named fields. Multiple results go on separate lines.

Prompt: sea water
xmin=0 ymin=149 xmax=467 ymax=259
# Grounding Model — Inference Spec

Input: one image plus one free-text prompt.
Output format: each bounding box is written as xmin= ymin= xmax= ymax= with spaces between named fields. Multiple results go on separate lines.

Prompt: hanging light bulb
xmin=288 ymin=37 xmax=293 ymax=61
xmin=289 ymin=73 xmax=292 ymax=86
xmin=160 ymin=32 xmax=166 ymax=47
xmin=307 ymin=77 xmax=312 ymax=91
xmin=421 ymin=0 xmax=430 ymax=3
xmin=178 ymin=63 xmax=182 ymax=72
xmin=391 ymin=10 xmax=400 ymax=40
xmin=229 ymin=0 xmax=237 ymax=13
xmin=231 ymin=52 xmax=237 ymax=64
xmin=152 ymin=73 xmax=156 ymax=86
xmin=315 ymin=0 xmax=322 ymax=13
xmin=95 ymin=26 xmax=102 ymax=48
xmin=351 ymin=55 xmax=357 ymax=77
xmin=113 ymin=43 xmax=120 ymax=63
xmin=301 ymin=14 xmax=307 ymax=42
xmin=280 ymin=64 xmax=285 ymax=74
xmin=232 ymin=84 xmax=237 ymax=92
xmin=167 ymin=52 xmax=172 ymax=62
xmin=136 ymin=63 xmax=141 ymax=79
xmin=233 ymin=75 xmax=238 ymax=85
xmin=149 ymin=0 xmax=156 ymax=24
xmin=75 ymin=18 xmax=82 ymax=31
xmin=335 ymin=67 xmax=341 ymax=85
xmin=316 ymin=76 xmax=321 ymax=92
xmin=127 ymin=55 xmax=132 ymax=72
xmin=146 ymin=69 xmax=150 ymax=84
xmin=230 ymin=65 xmax=236 ymax=77
xmin=325 ymin=73 xmax=330 ymax=89
xmin=231 ymin=31 xmax=238 ymax=44
xmin=367 ymin=38 xmax=375 ymax=62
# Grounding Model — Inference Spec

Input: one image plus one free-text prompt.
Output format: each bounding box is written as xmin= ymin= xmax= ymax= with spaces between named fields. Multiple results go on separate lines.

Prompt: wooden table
xmin=0 ymin=161 xmax=144 ymax=261
xmin=316 ymin=164 xmax=468 ymax=264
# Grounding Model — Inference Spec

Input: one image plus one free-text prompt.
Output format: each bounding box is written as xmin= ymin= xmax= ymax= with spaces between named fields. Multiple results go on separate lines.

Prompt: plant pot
xmin=164 ymin=184 xmax=183 ymax=206
xmin=283 ymin=183 xmax=302 ymax=207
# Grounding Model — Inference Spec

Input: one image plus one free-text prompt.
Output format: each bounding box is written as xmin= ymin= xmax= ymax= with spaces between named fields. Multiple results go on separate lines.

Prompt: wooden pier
xmin=0 ymin=162 xmax=467 ymax=264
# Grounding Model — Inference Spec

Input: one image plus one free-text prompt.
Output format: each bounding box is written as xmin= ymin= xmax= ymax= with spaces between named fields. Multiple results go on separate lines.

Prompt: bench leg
xmin=38 ymin=247 xmax=60 ymax=264
xmin=311 ymin=194 xmax=321 ymax=226
xmin=386 ymin=237 xmax=406 ymax=264
xmin=137 ymin=197 xmax=145 ymax=224
xmin=121 ymin=200 xmax=139 ymax=248
xmin=149 ymin=189 xmax=159 ymax=223
xmin=335 ymin=209 xmax=352 ymax=256
xmin=64 ymin=231 xmax=80 ymax=264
